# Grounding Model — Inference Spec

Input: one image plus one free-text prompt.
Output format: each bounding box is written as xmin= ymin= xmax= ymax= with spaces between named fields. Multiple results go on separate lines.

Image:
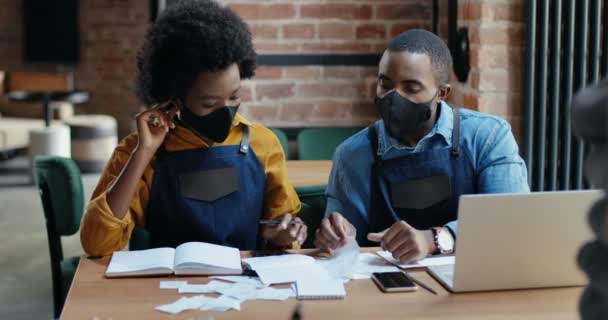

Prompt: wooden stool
xmin=64 ymin=115 xmax=117 ymax=173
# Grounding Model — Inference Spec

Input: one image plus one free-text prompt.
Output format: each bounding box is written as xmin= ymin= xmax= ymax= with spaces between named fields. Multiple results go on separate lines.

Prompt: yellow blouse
xmin=80 ymin=114 xmax=301 ymax=256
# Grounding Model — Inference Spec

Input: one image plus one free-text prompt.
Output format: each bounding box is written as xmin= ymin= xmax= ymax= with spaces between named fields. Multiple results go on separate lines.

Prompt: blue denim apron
xmin=363 ymin=107 xmax=477 ymax=245
xmin=146 ymin=125 xmax=265 ymax=250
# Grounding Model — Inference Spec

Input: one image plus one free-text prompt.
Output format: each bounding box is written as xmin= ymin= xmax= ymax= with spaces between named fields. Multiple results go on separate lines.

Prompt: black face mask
xmin=375 ymin=90 xmax=438 ymax=139
xmin=180 ymin=104 xmax=239 ymax=143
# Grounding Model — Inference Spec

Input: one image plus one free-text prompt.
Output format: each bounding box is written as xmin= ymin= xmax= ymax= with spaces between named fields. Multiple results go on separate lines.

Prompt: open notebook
xmin=105 ymin=242 xmax=242 ymax=277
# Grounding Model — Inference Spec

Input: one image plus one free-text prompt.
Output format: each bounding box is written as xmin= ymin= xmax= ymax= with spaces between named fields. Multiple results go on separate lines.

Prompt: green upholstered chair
xmin=270 ymin=128 xmax=290 ymax=160
xmin=33 ymin=156 xmax=84 ymax=319
xmin=295 ymin=185 xmax=327 ymax=248
xmin=296 ymin=127 xmax=362 ymax=160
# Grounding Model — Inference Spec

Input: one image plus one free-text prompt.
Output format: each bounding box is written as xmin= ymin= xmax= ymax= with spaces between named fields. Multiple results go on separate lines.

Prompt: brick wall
xmin=0 ymin=0 xmax=525 ymax=141
xmin=75 ymin=0 xmax=149 ymax=137
xmin=441 ymin=0 xmax=525 ymax=142
xmin=228 ymin=0 xmax=432 ymax=128
xmin=238 ymin=66 xmax=380 ymax=127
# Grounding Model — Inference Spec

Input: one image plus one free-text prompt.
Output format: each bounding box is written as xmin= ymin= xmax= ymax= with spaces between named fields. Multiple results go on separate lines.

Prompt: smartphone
xmin=371 ymin=272 xmax=417 ymax=292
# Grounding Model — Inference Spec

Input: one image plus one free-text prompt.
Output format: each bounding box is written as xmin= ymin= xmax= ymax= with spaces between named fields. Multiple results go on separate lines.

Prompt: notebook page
xmin=106 ymin=248 xmax=175 ymax=276
xmin=174 ymin=242 xmax=242 ymax=272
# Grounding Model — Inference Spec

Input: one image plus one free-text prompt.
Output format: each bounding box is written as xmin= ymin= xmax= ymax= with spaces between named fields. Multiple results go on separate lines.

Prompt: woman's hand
xmin=135 ymin=101 xmax=179 ymax=155
xmin=262 ymin=214 xmax=308 ymax=248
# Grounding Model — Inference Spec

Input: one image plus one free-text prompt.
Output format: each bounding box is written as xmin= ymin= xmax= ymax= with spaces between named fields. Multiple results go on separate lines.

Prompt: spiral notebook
xmin=296 ymin=278 xmax=346 ymax=300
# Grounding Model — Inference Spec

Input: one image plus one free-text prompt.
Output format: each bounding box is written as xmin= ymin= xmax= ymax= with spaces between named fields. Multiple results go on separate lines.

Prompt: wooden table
xmin=286 ymin=160 xmax=332 ymax=187
xmin=61 ymin=249 xmax=583 ymax=320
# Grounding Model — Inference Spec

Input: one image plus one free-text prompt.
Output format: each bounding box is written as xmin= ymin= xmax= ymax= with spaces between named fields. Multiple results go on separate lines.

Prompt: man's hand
xmin=367 ymin=220 xmax=436 ymax=263
xmin=314 ymin=212 xmax=356 ymax=253
xmin=261 ymin=214 xmax=307 ymax=248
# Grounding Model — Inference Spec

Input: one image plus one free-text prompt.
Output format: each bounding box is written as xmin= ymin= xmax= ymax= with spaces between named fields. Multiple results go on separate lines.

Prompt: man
xmin=314 ymin=29 xmax=529 ymax=263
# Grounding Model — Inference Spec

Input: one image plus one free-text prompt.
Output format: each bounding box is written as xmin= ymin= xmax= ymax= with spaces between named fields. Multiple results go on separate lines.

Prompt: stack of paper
xmin=243 ymin=252 xmax=349 ymax=300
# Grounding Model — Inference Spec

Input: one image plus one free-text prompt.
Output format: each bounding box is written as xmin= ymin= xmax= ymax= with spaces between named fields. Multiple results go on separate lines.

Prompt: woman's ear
xmin=438 ymin=84 xmax=452 ymax=102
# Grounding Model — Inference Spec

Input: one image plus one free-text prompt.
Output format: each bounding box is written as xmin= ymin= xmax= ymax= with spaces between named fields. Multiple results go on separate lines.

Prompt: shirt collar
xmin=233 ymin=112 xmax=253 ymax=127
xmin=377 ymin=101 xmax=453 ymax=155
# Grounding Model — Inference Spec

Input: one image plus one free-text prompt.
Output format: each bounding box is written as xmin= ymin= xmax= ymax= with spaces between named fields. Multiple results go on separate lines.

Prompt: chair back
xmin=297 ymin=127 xmax=362 ymax=160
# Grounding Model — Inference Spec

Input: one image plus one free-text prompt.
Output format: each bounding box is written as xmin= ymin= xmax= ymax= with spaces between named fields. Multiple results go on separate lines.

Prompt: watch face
xmin=437 ymin=229 xmax=455 ymax=252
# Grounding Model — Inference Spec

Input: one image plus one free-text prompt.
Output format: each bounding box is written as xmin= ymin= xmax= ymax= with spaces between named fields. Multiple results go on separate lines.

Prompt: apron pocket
xmin=390 ymin=174 xmax=451 ymax=210
xmin=179 ymin=167 xmax=240 ymax=202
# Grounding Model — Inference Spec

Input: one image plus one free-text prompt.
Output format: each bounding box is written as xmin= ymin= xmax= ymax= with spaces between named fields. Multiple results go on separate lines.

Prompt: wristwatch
xmin=432 ymin=227 xmax=455 ymax=254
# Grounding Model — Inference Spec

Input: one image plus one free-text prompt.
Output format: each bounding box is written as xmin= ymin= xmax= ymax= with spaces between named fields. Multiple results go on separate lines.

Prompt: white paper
xmin=243 ymin=254 xmax=315 ymax=270
xmin=255 ymin=263 xmax=332 ymax=285
xmin=350 ymin=253 xmax=400 ymax=279
xmin=160 ymin=280 xmax=187 ymax=289
xmin=351 ymin=273 xmax=371 ymax=280
xmin=199 ymin=295 xmax=241 ymax=312
xmin=178 ymin=280 xmax=232 ymax=294
xmin=156 ymin=294 xmax=241 ymax=314
xmin=254 ymin=287 xmax=296 ymax=301
xmin=155 ymin=295 xmax=209 ymax=314
xmin=215 ymin=282 xmax=260 ymax=300
xmin=377 ymin=251 xmax=455 ymax=269
xmin=210 ymin=275 xmax=267 ymax=288
xmin=315 ymin=239 xmax=360 ymax=280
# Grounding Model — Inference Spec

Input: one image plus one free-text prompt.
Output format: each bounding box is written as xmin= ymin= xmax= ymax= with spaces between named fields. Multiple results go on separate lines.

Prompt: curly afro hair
xmin=136 ymin=0 xmax=257 ymax=105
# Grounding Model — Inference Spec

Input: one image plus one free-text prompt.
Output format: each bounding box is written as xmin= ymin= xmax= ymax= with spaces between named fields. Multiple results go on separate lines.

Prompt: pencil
xmin=258 ymin=219 xmax=303 ymax=225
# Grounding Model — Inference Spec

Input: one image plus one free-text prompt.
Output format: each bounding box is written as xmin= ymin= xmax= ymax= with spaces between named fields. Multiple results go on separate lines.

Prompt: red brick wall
xmin=226 ymin=0 xmax=432 ymax=128
xmin=441 ymin=0 xmax=525 ymax=142
xmin=76 ymin=0 xmax=149 ymax=137
xmin=0 ymin=0 xmax=525 ymax=140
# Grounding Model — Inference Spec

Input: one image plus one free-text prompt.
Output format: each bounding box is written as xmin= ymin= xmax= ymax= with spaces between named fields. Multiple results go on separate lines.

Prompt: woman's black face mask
xmin=179 ymin=103 xmax=239 ymax=143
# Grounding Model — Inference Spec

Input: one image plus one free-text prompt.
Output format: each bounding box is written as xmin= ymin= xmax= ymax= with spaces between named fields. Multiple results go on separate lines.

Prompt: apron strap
xmin=240 ymin=124 xmax=250 ymax=154
xmin=367 ymin=123 xmax=382 ymax=174
xmin=367 ymin=123 xmax=399 ymax=234
xmin=451 ymin=107 xmax=461 ymax=157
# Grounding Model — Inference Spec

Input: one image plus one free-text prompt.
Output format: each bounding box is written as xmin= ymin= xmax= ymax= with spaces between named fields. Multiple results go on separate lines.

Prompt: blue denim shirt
xmin=325 ymin=102 xmax=530 ymax=238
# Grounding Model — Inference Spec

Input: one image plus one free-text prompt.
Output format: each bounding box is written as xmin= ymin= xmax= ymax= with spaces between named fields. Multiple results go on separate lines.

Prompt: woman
xmin=80 ymin=0 xmax=305 ymax=256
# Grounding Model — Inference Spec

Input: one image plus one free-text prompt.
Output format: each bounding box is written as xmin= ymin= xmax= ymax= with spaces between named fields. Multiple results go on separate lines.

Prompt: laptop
xmin=428 ymin=190 xmax=604 ymax=292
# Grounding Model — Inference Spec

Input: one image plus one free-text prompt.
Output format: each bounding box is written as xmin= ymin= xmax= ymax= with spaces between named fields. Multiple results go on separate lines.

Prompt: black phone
xmin=371 ymin=272 xmax=417 ymax=292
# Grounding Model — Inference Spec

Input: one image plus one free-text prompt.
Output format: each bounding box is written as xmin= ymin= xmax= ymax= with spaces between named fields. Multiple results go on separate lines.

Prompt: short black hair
xmin=136 ymin=0 xmax=256 ymax=105
xmin=387 ymin=29 xmax=452 ymax=85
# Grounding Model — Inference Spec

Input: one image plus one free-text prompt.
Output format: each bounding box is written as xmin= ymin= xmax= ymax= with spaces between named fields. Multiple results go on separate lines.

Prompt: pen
xmin=259 ymin=219 xmax=303 ymax=225
xmin=404 ymin=272 xmax=438 ymax=295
